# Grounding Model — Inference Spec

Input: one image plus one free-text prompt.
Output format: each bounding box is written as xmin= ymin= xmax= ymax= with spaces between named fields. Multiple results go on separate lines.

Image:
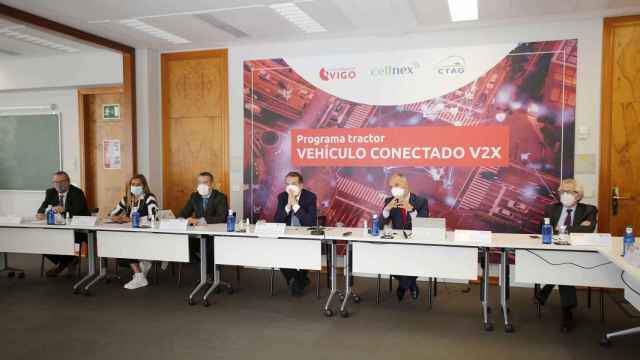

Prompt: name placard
xmin=454 ymin=230 xmax=492 ymax=245
xmin=159 ymin=219 xmax=188 ymax=231
xmin=70 ymin=216 xmax=98 ymax=227
xmin=254 ymin=222 xmax=286 ymax=236
xmin=570 ymin=233 xmax=612 ymax=248
xmin=0 ymin=216 xmax=22 ymax=225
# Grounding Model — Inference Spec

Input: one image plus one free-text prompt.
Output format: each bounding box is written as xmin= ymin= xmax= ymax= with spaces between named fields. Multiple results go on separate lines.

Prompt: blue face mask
xmin=54 ymin=184 xmax=68 ymax=194
xmin=130 ymin=186 xmax=144 ymax=197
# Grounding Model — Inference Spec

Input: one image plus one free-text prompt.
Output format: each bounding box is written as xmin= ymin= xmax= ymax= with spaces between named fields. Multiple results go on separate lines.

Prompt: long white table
xmin=1 ymin=221 xmax=639 ymax=340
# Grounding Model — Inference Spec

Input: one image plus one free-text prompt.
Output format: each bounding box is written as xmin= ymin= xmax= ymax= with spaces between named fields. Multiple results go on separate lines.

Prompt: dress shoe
xmin=46 ymin=263 xmax=68 ymax=277
xmin=396 ymin=287 xmax=406 ymax=302
xmin=561 ymin=307 xmax=574 ymax=333
xmin=534 ymin=291 xmax=547 ymax=306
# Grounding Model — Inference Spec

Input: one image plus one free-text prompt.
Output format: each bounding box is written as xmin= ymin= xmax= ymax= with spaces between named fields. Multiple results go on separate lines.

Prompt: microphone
xmin=310 ymin=202 xmax=325 ymax=236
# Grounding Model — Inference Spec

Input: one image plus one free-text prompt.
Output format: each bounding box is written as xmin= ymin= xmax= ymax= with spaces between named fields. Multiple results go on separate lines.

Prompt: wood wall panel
xmin=599 ymin=16 xmax=640 ymax=235
xmin=162 ymin=49 xmax=229 ymax=215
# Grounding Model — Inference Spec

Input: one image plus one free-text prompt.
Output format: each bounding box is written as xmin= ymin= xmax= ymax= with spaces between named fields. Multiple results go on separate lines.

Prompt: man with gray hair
xmin=536 ymin=178 xmax=598 ymax=332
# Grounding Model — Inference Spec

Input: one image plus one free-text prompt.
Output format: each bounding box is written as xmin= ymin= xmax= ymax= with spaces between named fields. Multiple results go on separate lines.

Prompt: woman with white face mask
xmin=535 ymin=178 xmax=598 ymax=333
xmin=381 ymin=173 xmax=429 ymax=302
xmin=110 ymin=174 xmax=158 ymax=290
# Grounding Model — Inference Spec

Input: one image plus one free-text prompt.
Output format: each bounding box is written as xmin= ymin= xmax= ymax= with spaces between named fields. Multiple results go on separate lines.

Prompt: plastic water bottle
xmin=542 ymin=217 xmax=552 ymax=244
xmin=622 ymin=226 xmax=635 ymax=256
xmin=64 ymin=212 xmax=70 ymax=225
xmin=371 ymin=214 xmax=380 ymax=236
xmin=46 ymin=205 xmax=55 ymax=225
xmin=131 ymin=210 xmax=140 ymax=228
xmin=227 ymin=210 xmax=236 ymax=232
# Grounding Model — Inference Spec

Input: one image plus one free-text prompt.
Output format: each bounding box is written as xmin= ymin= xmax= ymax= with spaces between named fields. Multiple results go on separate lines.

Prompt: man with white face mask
xmin=274 ymin=171 xmax=317 ymax=296
xmin=536 ymin=178 xmax=598 ymax=332
xmin=179 ymin=172 xmax=229 ymax=276
xmin=381 ymin=173 xmax=429 ymax=301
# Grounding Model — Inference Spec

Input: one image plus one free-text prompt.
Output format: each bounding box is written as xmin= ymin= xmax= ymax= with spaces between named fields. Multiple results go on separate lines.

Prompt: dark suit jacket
xmin=37 ymin=184 xmax=90 ymax=217
xmin=543 ymin=202 xmax=598 ymax=233
xmin=381 ymin=193 xmax=429 ymax=230
xmin=179 ymin=190 xmax=229 ymax=224
xmin=273 ymin=189 xmax=317 ymax=227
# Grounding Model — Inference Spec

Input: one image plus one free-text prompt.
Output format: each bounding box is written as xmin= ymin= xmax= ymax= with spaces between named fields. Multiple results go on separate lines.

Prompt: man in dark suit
xmin=536 ymin=179 xmax=598 ymax=332
xmin=35 ymin=171 xmax=90 ymax=276
xmin=179 ymin=172 xmax=229 ymax=275
xmin=274 ymin=171 xmax=317 ymax=296
xmin=381 ymin=173 xmax=429 ymax=301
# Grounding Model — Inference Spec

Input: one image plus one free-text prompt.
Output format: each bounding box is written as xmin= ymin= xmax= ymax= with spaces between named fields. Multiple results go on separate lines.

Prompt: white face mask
xmin=286 ymin=184 xmax=301 ymax=196
xmin=197 ymin=184 xmax=210 ymax=196
xmin=130 ymin=186 xmax=144 ymax=197
xmin=391 ymin=186 xmax=405 ymax=198
xmin=560 ymin=192 xmax=577 ymax=207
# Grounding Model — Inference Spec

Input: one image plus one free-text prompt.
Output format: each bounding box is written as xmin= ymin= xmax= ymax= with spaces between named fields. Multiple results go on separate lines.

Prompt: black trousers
xmin=281 ymin=268 xmax=308 ymax=285
xmin=394 ymin=275 xmax=417 ymax=290
xmin=189 ymin=236 xmax=214 ymax=273
xmin=539 ymin=284 xmax=577 ymax=309
xmin=45 ymin=232 xmax=87 ymax=266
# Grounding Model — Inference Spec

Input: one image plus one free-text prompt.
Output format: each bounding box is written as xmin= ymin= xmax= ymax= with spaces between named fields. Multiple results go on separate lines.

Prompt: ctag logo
xmin=435 ymin=56 xmax=465 ymax=76
xmin=319 ymin=67 xmax=356 ymax=81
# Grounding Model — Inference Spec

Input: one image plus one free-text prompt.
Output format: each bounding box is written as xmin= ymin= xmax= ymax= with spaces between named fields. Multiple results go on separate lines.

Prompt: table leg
xmin=323 ymin=240 xmax=338 ymax=317
xmin=428 ymin=277 xmax=433 ymax=308
xmin=339 ymin=241 xmax=352 ymax=317
xmin=482 ymin=247 xmax=493 ymax=331
xmin=73 ymin=231 xmax=96 ymax=293
xmin=190 ymin=235 xmax=210 ymax=305
xmin=82 ymin=256 xmax=107 ymax=294
xmin=501 ymin=249 xmax=514 ymax=332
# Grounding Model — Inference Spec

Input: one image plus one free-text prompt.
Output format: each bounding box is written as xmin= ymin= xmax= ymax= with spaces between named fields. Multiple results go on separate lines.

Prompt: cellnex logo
xmin=319 ymin=67 xmax=356 ymax=81
xmin=436 ymin=56 xmax=465 ymax=75
xmin=370 ymin=61 xmax=420 ymax=77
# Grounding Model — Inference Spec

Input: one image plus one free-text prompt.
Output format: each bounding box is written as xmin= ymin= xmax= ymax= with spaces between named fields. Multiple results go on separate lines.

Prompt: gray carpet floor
xmin=1 ymin=254 xmax=638 ymax=360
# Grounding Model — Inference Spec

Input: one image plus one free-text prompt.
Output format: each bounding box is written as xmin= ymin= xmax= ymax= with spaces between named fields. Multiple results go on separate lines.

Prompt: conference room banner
xmin=244 ymin=39 xmax=577 ymax=234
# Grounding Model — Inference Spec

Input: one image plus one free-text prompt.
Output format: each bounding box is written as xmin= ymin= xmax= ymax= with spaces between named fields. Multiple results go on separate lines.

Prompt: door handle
xmin=612 ymin=186 xmax=634 ymax=216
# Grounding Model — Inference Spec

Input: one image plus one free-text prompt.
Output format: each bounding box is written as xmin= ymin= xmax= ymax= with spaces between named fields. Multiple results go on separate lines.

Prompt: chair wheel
xmin=187 ymin=298 xmax=195 ymax=306
xmin=203 ymin=300 xmax=210 ymax=307
xmin=484 ymin=323 xmax=494 ymax=332
xmin=353 ymin=295 xmax=361 ymax=303
xmin=600 ymin=337 xmax=611 ymax=347
xmin=8 ymin=271 xmax=15 ymax=278
xmin=504 ymin=324 xmax=515 ymax=333
xmin=324 ymin=309 xmax=334 ymax=317
xmin=338 ymin=294 xmax=345 ymax=301
xmin=340 ymin=310 xmax=350 ymax=318
xmin=73 ymin=288 xmax=81 ymax=295
xmin=83 ymin=290 xmax=92 ymax=297
xmin=17 ymin=272 xmax=25 ymax=279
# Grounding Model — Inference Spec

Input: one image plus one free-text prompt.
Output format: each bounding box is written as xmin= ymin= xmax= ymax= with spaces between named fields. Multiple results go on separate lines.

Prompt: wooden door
xmin=161 ymin=49 xmax=229 ymax=215
xmin=599 ymin=16 xmax=640 ymax=235
xmin=80 ymin=88 xmax=134 ymax=216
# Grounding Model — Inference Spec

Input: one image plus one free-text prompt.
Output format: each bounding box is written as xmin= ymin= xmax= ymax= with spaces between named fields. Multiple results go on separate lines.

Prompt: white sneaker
xmin=139 ymin=261 xmax=152 ymax=275
xmin=124 ymin=273 xmax=149 ymax=290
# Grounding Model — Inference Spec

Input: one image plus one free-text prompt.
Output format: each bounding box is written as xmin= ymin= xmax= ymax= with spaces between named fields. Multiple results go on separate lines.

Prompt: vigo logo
xmin=435 ymin=56 xmax=465 ymax=75
xmin=319 ymin=67 xmax=357 ymax=81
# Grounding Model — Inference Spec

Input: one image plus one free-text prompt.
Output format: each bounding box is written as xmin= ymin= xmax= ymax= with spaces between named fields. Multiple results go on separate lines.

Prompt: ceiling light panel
xmin=120 ymin=19 xmax=190 ymax=44
xmin=0 ymin=26 xmax=80 ymax=53
xmin=270 ymin=3 xmax=327 ymax=33
xmin=447 ymin=0 xmax=479 ymax=22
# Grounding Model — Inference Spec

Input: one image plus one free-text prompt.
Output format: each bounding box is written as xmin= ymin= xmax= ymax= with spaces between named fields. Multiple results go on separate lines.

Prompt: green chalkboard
xmin=0 ymin=114 xmax=61 ymax=190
